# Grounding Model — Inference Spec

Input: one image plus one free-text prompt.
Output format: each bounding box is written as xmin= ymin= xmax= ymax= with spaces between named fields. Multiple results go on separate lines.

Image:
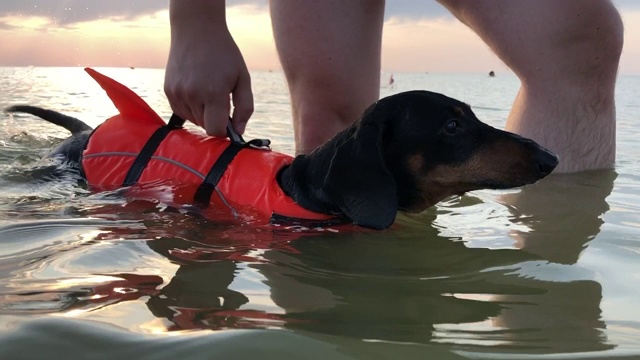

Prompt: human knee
xmin=443 ymin=1 xmax=624 ymax=79
xmin=287 ymin=67 xmax=379 ymax=126
xmin=527 ymin=1 xmax=624 ymax=77
xmin=294 ymin=87 xmax=371 ymax=129
xmin=516 ymin=1 xmax=623 ymax=87
xmin=574 ymin=1 xmax=624 ymax=72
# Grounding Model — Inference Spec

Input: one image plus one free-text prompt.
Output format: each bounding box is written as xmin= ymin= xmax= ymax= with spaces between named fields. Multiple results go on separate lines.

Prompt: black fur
xmin=278 ymin=91 xmax=558 ymax=229
xmin=6 ymin=105 xmax=92 ymax=170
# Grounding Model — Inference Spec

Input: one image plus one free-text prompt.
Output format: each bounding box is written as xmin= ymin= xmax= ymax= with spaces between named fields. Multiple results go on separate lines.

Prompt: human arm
xmin=164 ymin=0 xmax=253 ymax=137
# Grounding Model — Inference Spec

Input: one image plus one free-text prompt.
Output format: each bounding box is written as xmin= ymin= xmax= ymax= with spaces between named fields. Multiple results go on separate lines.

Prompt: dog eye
xmin=444 ymin=119 xmax=460 ymax=135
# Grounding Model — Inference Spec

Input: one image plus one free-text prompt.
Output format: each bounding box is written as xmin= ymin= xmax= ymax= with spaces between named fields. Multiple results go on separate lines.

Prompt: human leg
xmin=270 ymin=0 xmax=385 ymax=155
xmin=438 ymin=0 xmax=624 ymax=172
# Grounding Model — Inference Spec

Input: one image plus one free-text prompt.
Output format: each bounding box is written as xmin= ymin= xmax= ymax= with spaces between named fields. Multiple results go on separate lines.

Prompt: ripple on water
xmin=0 ymin=69 xmax=639 ymax=358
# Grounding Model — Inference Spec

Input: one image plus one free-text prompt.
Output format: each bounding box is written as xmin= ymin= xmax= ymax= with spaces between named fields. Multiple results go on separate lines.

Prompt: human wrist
xmin=169 ymin=0 xmax=228 ymax=36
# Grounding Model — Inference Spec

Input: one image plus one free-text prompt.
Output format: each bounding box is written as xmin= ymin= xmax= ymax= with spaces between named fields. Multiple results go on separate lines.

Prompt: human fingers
xmin=231 ymin=71 xmax=254 ymax=135
xmin=164 ymin=78 xmax=203 ymax=128
xmin=188 ymin=102 xmax=205 ymax=129
xmin=202 ymin=97 xmax=230 ymax=138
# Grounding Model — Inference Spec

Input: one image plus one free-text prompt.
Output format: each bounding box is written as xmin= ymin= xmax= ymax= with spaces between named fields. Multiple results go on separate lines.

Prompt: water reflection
xmin=253 ymin=174 xmax=616 ymax=354
xmin=138 ymin=171 xmax=615 ymax=353
xmin=488 ymin=170 xmax=617 ymax=353
xmin=501 ymin=170 xmax=617 ymax=264
xmin=0 ymin=171 xmax=617 ymax=355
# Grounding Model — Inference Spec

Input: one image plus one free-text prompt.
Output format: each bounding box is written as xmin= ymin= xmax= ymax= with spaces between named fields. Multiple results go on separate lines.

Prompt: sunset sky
xmin=1 ymin=0 xmax=639 ymax=74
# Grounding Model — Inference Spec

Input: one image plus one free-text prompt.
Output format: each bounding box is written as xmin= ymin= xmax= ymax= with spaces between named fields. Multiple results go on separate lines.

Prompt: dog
xmin=5 ymin=68 xmax=558 ymax=230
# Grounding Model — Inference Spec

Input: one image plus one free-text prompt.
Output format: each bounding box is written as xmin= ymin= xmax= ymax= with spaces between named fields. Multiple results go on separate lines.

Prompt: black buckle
xmin=226 ymin=119 xmax=271 ymax=150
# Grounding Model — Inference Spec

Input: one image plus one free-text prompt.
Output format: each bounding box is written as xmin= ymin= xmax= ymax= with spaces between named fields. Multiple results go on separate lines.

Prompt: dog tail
xmin=5 ymin=105 xmax=93 ymax=134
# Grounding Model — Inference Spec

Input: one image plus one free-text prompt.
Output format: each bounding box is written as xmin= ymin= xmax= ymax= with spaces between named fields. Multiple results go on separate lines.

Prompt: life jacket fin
xmin=84 ymin=68 xmax=165 ymax=126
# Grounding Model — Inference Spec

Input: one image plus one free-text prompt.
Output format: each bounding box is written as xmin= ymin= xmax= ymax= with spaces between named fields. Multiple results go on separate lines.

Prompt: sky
xmin=1 ymin=0 xmax=639 ymax=74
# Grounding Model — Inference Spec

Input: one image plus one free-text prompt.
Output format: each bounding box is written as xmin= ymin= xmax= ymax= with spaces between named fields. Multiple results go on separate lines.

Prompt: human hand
xmin=164 ymin=10 xmax=253 ymax=137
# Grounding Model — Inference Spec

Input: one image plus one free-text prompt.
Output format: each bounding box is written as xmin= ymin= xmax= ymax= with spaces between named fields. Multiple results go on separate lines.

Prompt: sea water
xmin=0 ymin=67 xmax=639 ymax=359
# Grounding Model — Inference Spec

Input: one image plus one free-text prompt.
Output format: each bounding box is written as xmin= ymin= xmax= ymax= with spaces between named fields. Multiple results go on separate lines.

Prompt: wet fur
xmin=6 ymin=91 xmax=558 ymax=230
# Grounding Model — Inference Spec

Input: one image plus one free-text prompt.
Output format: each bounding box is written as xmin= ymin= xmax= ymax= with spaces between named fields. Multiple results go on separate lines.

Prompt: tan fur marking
xmin=407 ymin=153 xmax=424 ymax=174
xmin=453 ymin=107 xmax=466 ymax=117
xmin=408 ymin=137 xmax=539 ymax=213
xmin=464 ymin=139 xmax=534 ymax=184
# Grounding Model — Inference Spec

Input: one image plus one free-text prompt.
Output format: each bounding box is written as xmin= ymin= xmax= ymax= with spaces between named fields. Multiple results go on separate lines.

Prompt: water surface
xmin=0 ymin=67 xmax=639 ymax=359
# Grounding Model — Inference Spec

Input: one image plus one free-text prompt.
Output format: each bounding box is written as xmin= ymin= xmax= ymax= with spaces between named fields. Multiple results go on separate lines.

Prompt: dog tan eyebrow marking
xmin=407 ymin=153 xmax=424 ymax=173
xmin=453 ymin=106 xmax=466 ymax=117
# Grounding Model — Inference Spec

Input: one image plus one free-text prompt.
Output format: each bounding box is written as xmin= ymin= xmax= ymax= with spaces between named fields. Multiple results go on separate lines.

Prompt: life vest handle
xmin=226 ymin=119 xmax=244 ymax=143
xmin=170 ymin=113 xmax=270 ymax=149
xmin=226 ymin=118 xmax=271 ymax=150
xmin=167 ymin=113 xmax=186 ymax=129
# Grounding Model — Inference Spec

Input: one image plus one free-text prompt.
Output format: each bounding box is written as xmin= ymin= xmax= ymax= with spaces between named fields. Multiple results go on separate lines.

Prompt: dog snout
xmin=534 ymin=148 xmax=559 ymax=176
xmin=510 ymin=135 xmax=559 ymax=177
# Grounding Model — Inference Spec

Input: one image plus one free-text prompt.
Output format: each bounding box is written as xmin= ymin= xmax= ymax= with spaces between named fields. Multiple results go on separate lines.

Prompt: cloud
xmin=613 ymin=0 xmax=640 ymax=10
xmin=1 ymin=0 xmax=634 ymax=29
xmin=0 ymin=0 xmax=453 ymax=27
xmin=227 ymin=0 xmax=268 ymax=9
xmin=0 ymin=21 xmax=16 ymax=30
xmin=384 ymin=0 xmax=452 ymax=21
xmin=0 ymin=0 xmax=167 ymax=25
xmin=228 ymin=0 xmax=454 ymax=21
xmin=387 ymin=0 xmax=640 ymax=22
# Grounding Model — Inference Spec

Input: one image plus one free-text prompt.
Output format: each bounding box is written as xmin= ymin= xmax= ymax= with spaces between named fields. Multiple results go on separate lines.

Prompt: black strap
xmin=121 ymin=113 xmax=271 ymax=205
xmin=193 ymin=119 xmax=271 ymax=206
xmin=122 ymin=114 xmax=185 ymax=186
xmin=167 ymin=113 xmax=186 ymax=128
xmin=193 ymin=142 xmax=246 ymax=206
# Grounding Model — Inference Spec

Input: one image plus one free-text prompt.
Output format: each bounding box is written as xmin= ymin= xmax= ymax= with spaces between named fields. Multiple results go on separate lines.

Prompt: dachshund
xmin=5 ymin=69 xmax=558 ymax=230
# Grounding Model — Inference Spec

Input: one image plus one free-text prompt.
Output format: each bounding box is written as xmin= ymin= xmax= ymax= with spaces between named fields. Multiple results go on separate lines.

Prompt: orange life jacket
xmin=81 ymin=68 xmax=334 ymax=222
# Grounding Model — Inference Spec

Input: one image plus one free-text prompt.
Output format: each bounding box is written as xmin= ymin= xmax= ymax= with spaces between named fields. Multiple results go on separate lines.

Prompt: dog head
xmin=320 ymin=90 xmax=558 ymax=229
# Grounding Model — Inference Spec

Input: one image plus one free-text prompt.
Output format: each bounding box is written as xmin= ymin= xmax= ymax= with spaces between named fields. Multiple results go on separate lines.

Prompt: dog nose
xmin=535 ymin=149 xmax=559 ymax=176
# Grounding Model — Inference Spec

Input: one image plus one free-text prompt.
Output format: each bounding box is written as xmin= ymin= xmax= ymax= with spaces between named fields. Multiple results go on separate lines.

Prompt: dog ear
xmin=323 ymin=102 xmax=398 ymax=230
